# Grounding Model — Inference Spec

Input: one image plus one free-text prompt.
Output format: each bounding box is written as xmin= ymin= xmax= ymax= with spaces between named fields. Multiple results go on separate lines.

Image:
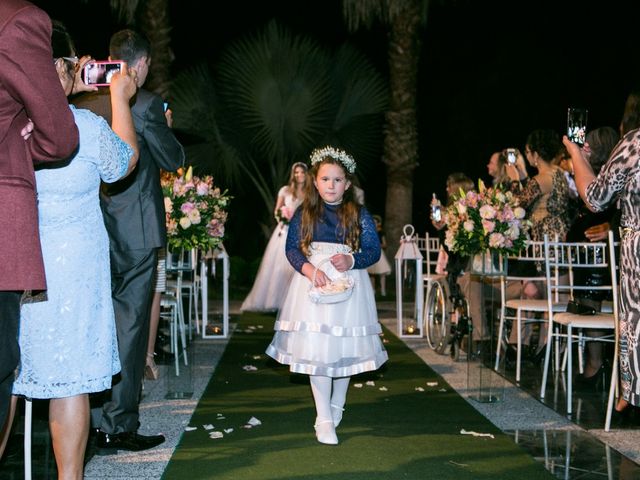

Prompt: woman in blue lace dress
xmin=266 ymin=146 xmax=388 ymax=445
xmin=11 ymin=22 xmax=138 ymax=479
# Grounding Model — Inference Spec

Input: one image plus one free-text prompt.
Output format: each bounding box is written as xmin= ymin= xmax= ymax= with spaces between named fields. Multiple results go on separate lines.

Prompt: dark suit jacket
xmin=73 ymin=88 xmax=184 ymax=251
xmin=0 ymin=0 xmax=79 ymax=290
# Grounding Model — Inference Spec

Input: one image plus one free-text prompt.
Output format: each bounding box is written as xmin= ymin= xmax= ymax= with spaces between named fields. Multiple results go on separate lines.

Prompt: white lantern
xmin=200 ymin=244 xmax=230 ymax=339
xmin=394 ymin=225 xmax=423 ymax=337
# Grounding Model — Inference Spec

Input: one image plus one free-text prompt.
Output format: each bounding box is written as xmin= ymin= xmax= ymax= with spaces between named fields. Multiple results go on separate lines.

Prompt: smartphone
xmin=567 ymin=107 xmax=588 ymax=146
xmin=506 ymin=148 xmax=517 ymax=165
xmin=163 ymin=102 xmax=169 ymax=112
xmin=82 ymin=61 xmax=123 ymax=87
xmin=431 ymin=204 xmax=442 ymax=223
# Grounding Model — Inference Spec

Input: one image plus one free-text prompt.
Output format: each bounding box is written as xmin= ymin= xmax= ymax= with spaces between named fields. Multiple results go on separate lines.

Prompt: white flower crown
xmin=309 ymin=146 xmax=356 ymax=174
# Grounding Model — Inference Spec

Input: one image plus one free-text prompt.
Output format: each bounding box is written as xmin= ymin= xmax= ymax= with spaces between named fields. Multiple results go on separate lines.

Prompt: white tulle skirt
xmin=367 ymin=249 xmax=391 ymax=275
xmin=266 ymin=242 xmax=388 ymax=377
xmin=241 ymin=223 xmax=294 ymax=312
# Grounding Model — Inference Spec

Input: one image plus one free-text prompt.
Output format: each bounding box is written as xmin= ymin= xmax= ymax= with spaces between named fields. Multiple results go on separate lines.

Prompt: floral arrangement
xmin=275 ymin=205 xmax=294 ymax=225
xmin=444 ymin=180 xmax=530 ymax=257
xmin=161 ymin=166 xmax=231 ymax=252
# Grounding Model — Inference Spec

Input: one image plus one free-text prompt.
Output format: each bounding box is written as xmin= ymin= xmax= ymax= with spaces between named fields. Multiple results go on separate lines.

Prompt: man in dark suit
xmin=0 ymin=0 xmax=79 ymax=457
xmin=74 ymin=29 xmax=184 ymax=453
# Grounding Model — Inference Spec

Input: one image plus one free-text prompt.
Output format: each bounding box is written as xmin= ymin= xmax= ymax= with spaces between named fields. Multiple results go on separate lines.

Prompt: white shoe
xmin=314 ymin=420 xmax=338 ymax=445
xmin=331 ymin=404 xmax=344 ymax=428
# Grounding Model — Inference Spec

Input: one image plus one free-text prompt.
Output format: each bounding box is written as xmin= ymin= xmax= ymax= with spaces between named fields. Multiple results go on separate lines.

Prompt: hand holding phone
xmin=82 ymin=60 xmax=124 ymax=87
xmin=567 ymin=107 xmax=588 ymax=146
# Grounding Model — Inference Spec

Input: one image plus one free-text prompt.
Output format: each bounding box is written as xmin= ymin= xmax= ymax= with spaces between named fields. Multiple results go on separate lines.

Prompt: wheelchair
xmin=420 ymin=234 xmax=471 ymax=361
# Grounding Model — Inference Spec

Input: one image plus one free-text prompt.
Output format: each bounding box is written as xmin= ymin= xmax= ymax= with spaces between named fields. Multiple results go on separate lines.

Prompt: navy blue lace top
xmin=285 ymin=203 xmax=381 ymax=273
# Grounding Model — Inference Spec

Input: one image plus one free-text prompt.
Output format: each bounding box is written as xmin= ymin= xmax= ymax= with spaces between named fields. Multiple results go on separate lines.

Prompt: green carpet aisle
xmin=163 ymin=312 xmax=555 ymax=479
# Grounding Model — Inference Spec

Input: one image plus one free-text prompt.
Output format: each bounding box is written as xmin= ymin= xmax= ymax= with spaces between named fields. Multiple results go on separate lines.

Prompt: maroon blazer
xmin=0 ymin=0 xmax=78 ymax=291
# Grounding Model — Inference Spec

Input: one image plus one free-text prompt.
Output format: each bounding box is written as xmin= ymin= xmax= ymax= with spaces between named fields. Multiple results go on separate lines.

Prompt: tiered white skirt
xmin=266 ymin=242 xmax=388 ymax=377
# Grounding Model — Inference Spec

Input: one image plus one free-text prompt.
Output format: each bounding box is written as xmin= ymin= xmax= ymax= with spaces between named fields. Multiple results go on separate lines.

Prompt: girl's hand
xmin=330 ymin=253 xmax=353 ymax=272
xmin=302 ymin=263 xmax=329 ymax=287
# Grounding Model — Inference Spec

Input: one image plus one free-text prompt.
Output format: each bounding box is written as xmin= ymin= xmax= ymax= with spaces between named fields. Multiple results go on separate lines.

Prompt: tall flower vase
xmin=470 ymin=250 xmax=507 ymax=277
xmin=467 ymin=249 xmax=507 ymax=403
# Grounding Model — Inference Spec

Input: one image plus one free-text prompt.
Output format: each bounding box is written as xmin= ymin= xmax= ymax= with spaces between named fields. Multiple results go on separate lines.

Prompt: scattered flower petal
xmin=415 ymin=387 xmax=425 ymax=392
xmin=243 ymin=365 xmax=258 ymax=371
xmin=203 ymin=424 xmax=214 ymax=430
xmin=460 ymin=429 xmax=494 ymax=439
xmin=209 ymin=431 xmax=224 ymax=439
xmin=379 ymin=386 xmax=388 ymax=391
xmin=185 ymin=426 xmax=197 ymax=432
xmin=247 ymin=416 xmax=262 ymax=426
xmin=353 ymin=383 xmax=363 ymax=388
xmin=427 ymin=382 xmax=438 ymax=387
xmin=224 ymin=428 xmax=234 ymax=434
xmin=366 ymin=381 xmax=375 ymax=387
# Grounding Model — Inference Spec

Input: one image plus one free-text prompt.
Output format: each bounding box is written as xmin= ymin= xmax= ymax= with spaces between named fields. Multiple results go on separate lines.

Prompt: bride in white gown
xmin=241 ymin=162 xmax=308 ymax=312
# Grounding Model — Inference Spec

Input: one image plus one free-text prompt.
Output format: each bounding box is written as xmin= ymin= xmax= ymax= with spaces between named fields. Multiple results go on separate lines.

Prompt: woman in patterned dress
xmin=504 ymin=129 xmax=571 ymax=353
xmin=565 ymin=94 xmax=640 ymax=414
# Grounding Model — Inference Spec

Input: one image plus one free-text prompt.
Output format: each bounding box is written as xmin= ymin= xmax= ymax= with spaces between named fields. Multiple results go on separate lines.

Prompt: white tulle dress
xmin=266 ymin=204 xmax=388 ymax=377
xmin=241 ymin=186 xmax=302 ymax=312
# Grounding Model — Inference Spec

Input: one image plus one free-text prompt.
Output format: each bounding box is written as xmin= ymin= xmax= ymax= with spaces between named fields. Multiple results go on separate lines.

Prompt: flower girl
xmin=266 ymin=146 xmax=388 ymax=445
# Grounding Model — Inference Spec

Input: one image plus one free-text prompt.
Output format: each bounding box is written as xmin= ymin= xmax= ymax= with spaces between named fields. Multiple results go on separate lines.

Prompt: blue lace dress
xmin=13 ymin=106 xmax=131 ymax=399
xmin=266 ymin=203 xmax=389 ymax=377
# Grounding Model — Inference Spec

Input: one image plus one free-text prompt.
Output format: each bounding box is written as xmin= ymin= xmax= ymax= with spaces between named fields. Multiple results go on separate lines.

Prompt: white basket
xmin=308 ymin=258 xmax=355 ymax=304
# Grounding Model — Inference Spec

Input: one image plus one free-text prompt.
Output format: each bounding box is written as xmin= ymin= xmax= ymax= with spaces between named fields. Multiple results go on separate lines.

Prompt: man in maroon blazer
xmin=0 ymin=0 xmax=79 ymax=455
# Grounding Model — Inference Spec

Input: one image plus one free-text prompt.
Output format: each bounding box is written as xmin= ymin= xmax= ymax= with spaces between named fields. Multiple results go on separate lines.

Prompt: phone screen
xmin=83 ymin=61 xmax=122 ymax=87
xmin=507 ymin=149 xmax=516 ymax=164
xmin=431 ymin=205 xmax=442 ymax=222
xmin=567 ymin=107 xmax=588 ymax=145
xmin=163 ymin=102 xmax=169 ymax=112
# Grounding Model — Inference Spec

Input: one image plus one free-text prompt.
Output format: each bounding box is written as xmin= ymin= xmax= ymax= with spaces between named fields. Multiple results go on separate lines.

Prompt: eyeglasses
xmin=54 ymin=56 xmax=79 ymax=65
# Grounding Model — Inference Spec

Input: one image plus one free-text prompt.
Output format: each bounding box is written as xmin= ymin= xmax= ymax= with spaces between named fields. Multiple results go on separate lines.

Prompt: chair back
xmin=418 ymin=233 xmax=441 ymax=277
xmin=543 ymin=231 xmax=618 ymax=320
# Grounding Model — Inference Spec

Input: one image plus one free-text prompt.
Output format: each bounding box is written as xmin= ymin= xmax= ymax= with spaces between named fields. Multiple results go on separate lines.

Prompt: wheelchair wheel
xmin=424 ymin=280 xmax=450 ymax=354
xmin=449 ymin=296 xmax=470 ymax=362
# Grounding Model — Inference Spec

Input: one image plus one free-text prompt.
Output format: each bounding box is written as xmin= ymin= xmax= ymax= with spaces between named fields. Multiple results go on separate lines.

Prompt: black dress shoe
xmin=95 ymin=431 xmax=165 ymax=454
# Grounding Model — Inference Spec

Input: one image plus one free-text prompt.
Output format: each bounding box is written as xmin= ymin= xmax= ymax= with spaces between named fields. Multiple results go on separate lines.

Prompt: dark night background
xmin=32 ymin=0 xmax=640 ymax=249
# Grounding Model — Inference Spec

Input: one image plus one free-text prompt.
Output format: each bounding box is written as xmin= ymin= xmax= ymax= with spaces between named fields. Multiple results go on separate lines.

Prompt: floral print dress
xmin=516 ymin=166 xmax=571 ymax=242
xmin=584 ymin=128 xmax=640 ymax=405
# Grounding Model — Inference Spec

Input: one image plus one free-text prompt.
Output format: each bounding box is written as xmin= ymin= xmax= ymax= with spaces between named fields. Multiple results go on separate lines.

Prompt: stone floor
xmin=3 ymin=300 xmax=640 ymax=479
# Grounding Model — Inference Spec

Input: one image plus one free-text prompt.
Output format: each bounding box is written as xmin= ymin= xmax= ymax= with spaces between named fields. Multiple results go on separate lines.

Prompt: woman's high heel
xmin=145 ymin=353 xmax=159 ymax=380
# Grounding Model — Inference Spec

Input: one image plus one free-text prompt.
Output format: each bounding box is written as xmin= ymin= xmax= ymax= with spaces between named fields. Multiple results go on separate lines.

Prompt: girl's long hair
xmin=299 ymin=157 xmax=360 ymax=256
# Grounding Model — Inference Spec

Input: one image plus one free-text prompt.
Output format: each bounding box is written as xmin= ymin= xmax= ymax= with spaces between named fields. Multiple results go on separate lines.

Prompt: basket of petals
xmin=308 ymin=258 xmax=355 ymax=304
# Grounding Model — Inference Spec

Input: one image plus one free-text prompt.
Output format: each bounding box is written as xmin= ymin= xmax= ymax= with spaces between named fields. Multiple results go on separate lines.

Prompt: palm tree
xmin=170 ymin=20 xmax=388 ymax=243
xmin=342 ymin=0 xmax=429 ymax=253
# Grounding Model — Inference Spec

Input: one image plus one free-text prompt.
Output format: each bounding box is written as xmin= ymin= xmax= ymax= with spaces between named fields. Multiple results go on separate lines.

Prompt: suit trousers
xmin=0 ymin=291 xmax=21 ymax=428
xmin=92 ymin=248 xmax=157 ymax=434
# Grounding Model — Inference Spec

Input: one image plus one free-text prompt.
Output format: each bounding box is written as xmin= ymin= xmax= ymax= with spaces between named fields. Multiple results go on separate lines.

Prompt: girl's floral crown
xmin=309 ymin=146 xmax=356 ymax=174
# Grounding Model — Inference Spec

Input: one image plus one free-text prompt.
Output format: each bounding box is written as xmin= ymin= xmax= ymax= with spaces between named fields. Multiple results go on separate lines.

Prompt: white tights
xmin=309 ymin=375 xmax=350 ymax=423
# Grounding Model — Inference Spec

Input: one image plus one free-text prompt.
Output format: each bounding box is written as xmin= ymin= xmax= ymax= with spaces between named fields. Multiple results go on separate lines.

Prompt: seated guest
xmin=566 ymin=126 xmax=620 ymax=387
xmin=504 ymin=129 xmax=572 ymax=356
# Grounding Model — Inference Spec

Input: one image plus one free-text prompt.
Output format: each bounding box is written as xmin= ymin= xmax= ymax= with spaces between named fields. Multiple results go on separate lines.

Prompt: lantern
xmin=395 ymin=224 xmax=424 ymax=337
xmin=200 ymin=244 xmax=230 ymax=339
